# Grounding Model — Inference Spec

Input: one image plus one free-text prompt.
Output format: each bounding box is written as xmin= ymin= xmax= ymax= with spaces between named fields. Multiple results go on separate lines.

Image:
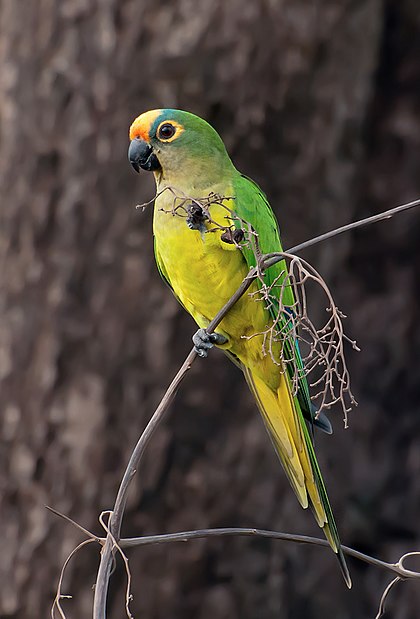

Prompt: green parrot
xmin=128 ymin=109 xmax=351 ymax=588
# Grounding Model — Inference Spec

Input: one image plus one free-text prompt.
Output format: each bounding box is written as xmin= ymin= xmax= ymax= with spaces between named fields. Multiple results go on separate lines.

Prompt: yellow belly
xmin=153 ymin=191 xmax=281 ymax=388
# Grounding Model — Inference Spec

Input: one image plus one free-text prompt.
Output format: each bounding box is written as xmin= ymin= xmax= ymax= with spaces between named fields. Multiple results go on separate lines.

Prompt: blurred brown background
xmin=1 ymin=1 xmax=420 ymax=618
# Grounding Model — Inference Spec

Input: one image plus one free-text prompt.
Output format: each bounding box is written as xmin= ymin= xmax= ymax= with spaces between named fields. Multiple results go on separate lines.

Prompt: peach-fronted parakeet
xmin=128 ymin=109 xmax=351 ymax=587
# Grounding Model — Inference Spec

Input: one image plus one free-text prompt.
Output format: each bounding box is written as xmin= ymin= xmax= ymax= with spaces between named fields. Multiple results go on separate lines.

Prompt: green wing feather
xmin=231 ymin=174 xmax=313 ymax=413
xmin=232 ymin=174 xmax=350 ymax=587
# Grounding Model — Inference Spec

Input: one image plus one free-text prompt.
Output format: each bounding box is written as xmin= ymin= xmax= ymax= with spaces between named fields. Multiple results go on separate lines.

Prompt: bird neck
xmin=154 ymin=149 xmax=237 ymax=196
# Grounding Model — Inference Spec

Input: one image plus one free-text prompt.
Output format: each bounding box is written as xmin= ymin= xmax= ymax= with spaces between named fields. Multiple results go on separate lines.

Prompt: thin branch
xmin=46 ymin=506 xmax=420 ymax=582
xmin=248 ymin=252 xmax=358 ymax=423
xmin=119 ymin=527 xmax=420 ymax=581
xmin=93 ymin=350 xmax=195 ymax=618
xmin=372 ymin=552 xmax=420 ymax=618
xmin=45 ymin=505 xmax=102 ymax=543
xmin=92 ymin=273 xmax=256 ymax=618
xmin=51 ymin=538 xmax=96 ymax=619
xmin=98 ymin=511 xmax=134 ymax=619
xmin=375 ymin=577 xmax=401 ymax=619
xmin=283 ymin=197 xmax=420 ymax=256
xmin=49 ymin=501 xmax=420 ymax=619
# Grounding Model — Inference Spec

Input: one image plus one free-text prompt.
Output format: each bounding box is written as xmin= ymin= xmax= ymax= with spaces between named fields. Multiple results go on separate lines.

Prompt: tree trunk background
xmin=1 ymin=1 xmax=420 ymax=618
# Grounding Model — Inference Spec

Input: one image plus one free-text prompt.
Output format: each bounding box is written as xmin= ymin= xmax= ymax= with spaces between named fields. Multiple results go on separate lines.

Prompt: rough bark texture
xmin=1 ymin=1 xmax=420 ymax=618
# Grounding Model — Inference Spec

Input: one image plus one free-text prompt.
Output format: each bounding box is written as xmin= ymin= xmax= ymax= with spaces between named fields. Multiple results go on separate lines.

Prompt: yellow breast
xmin=153 ymin=192 xmax=244 ymax=315
xmin=153 ymin=187 xmax=281 ymax=387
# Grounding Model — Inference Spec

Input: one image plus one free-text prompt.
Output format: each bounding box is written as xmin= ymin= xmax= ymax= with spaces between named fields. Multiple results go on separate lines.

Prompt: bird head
xmin=128 ymin=109 xmax=234 ymax=189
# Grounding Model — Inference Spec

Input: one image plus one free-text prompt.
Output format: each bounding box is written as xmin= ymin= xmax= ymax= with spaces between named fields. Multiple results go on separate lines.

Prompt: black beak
xmin=128 ymin=138 xmax=161 ymax=173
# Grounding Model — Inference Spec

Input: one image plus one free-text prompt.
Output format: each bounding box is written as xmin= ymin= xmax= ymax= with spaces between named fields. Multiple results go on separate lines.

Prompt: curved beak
xmin=128 ymin=138 xmax=160 ymax=172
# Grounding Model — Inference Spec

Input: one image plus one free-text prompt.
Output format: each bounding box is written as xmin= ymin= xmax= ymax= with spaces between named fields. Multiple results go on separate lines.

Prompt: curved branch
xmin=375 ymin=577 xmax=401 ymax=619
xmin=50 ymin=504 xmax=420 ymax=619
xmin=93 ymin=272 xmax=257 ymax=618
xmin=51 ymin=538 xmax=96 ymax=619
xmin=119 ymin=527 xmax=420 ymax=581
xmin=284 ymin=197 xmax=420 ymax=256
xmin=93 ymin=350 xmax=196 ymax=618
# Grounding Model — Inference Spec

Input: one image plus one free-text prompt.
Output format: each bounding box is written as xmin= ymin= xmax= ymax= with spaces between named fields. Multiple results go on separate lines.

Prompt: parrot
xmin=128 ymin=109 xmax=351 ymax=588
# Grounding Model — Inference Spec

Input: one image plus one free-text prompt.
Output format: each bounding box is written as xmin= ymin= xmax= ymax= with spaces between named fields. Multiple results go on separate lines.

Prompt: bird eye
xmin=158 ymin=123 xmax=176 ymax=140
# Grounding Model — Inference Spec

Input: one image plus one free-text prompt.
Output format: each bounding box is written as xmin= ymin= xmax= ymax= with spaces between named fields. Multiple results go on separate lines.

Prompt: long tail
xmin=243 ymin=366 xmax=351 ymax=588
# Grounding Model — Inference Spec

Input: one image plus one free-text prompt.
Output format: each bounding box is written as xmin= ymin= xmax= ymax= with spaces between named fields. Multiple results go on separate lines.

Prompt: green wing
xmin=232 ymin=174 xmax=350 ymax=586
xmin=231 ymin=174 xmax=314 ymax=419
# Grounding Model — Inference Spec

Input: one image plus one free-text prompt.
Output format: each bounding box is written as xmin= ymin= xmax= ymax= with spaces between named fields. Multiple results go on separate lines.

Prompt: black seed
xmin=232 ymin=228 xmax=245 ymax=243
xmin=221 ymin=231 xmax=234 ymax=244
xmin=186 ymin=202 xmax=207 ymax=231
xmin=221 ymin=228 xmax=244 ymax=244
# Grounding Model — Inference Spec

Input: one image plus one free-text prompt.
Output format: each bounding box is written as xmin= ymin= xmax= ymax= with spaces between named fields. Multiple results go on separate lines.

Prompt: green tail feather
xmin=267 ymin=282 xmax=351 ymax=586
xmin=299 ymin=414 xmax=352 ymax=588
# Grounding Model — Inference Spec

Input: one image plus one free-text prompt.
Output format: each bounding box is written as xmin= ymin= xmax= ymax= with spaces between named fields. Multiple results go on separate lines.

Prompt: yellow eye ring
xmin=156 ymin=120 xmax=184 ymax=142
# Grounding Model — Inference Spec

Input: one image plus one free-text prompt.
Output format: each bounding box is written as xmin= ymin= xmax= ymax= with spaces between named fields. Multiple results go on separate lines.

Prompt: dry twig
xmin=246 ymin=252 xmax=358 ymax=425
xmin=98 ymin=511 xmax=134 ymax=619
xmin=51 ymin=515 xmax=420 ymax=619
xmin=51 ymin=538 xmax=96 ymax=619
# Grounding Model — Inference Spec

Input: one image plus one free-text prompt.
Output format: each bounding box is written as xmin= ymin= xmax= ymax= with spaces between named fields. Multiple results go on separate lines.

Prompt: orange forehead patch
xmin=129 ymin=109 xmax=162 ymax=141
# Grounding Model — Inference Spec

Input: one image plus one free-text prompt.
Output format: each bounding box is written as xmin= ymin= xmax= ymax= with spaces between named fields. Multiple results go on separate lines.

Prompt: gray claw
xmin=192 ymin=328 xmax=228 ymax=357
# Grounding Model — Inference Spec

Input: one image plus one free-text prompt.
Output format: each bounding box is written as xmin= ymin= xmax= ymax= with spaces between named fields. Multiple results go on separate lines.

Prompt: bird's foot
xmin=192 ymin=328 xmax=228 ymax=357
